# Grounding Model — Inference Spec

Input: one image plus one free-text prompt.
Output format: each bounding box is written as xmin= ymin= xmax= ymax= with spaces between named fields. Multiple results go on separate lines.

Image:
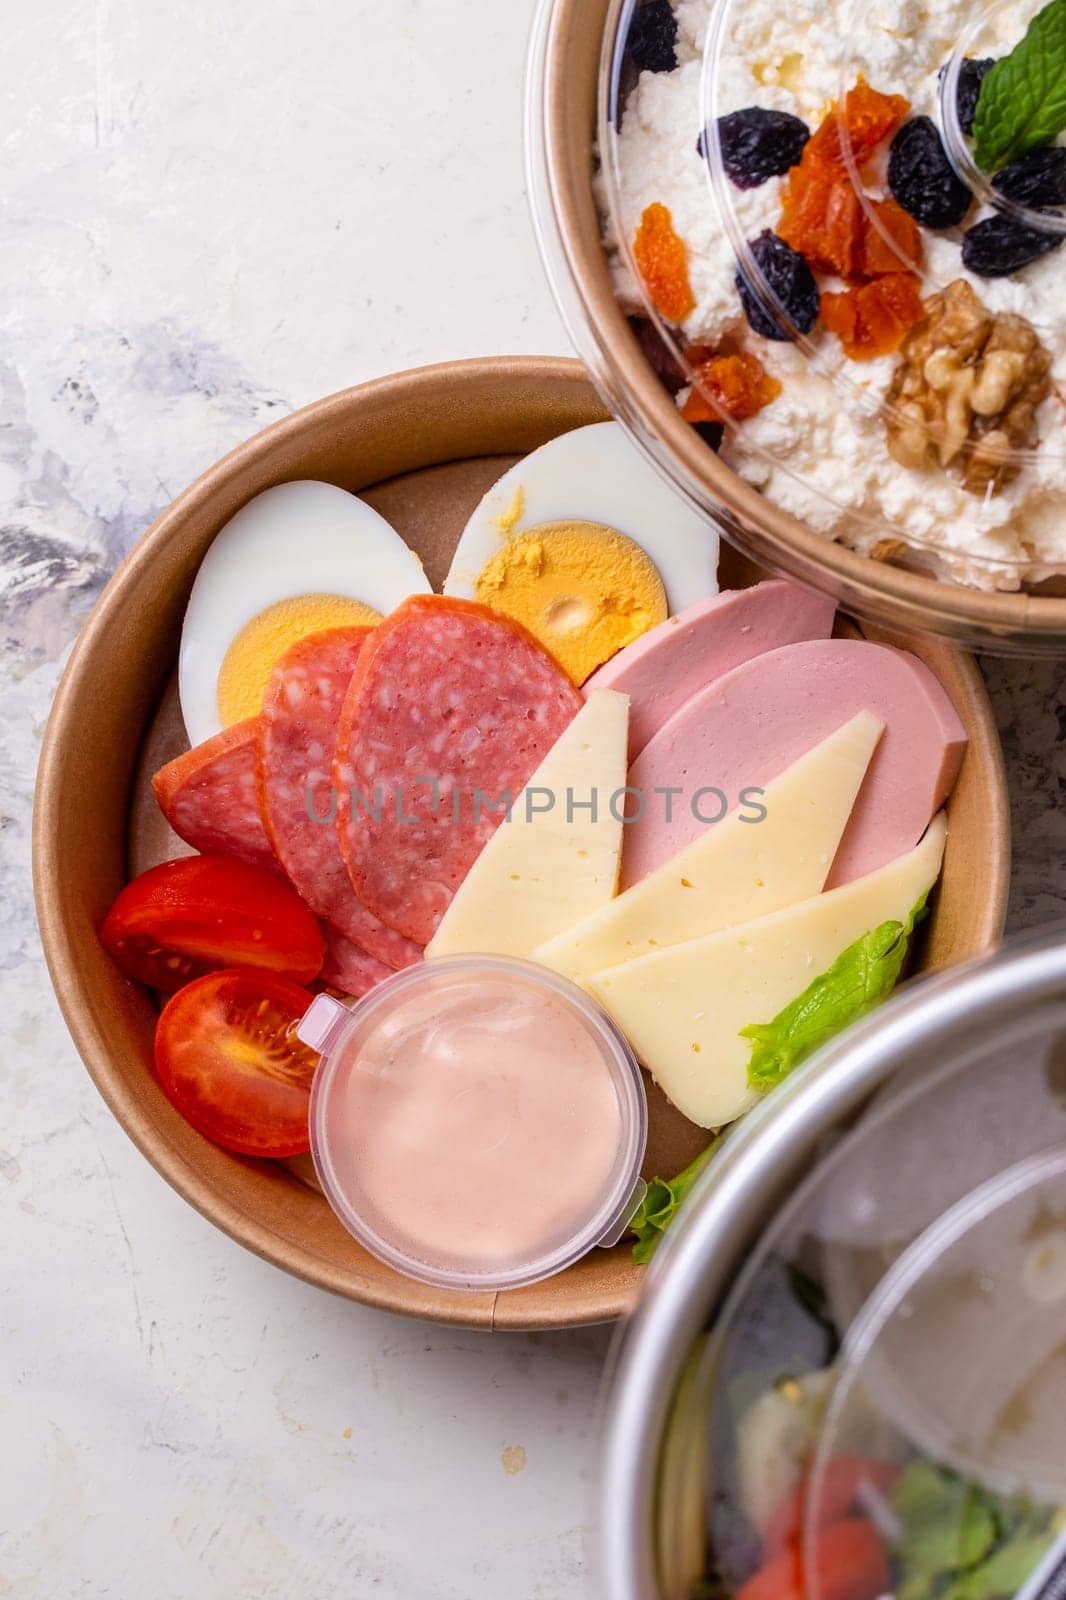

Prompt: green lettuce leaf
xmin=956 ymin=1532 xmax=1059 ymax=1600
xmin=743 ymin=891 xmax=930 ymax=1094
xmin=973 ymin=0 xmax=1066 ymax=170
xmin=890 ymin=1460 xmax=1058 ymax=1600
xmin=630 ymin=1134 xmax=723 ymax=1264
xmin=894 ymin=1471 xmax=998 ymax=1579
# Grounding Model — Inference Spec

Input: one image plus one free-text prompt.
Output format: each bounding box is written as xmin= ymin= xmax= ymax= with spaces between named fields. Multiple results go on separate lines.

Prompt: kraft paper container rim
xmin=33 ymin=356 xmax=1010 ymax=1329
xmin=528 ymin=0 xmax=1066 ymax=656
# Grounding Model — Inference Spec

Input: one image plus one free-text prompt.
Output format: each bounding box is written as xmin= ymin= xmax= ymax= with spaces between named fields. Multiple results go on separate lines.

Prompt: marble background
xmin=2 ymin=1 xmax=1063 ymax=1596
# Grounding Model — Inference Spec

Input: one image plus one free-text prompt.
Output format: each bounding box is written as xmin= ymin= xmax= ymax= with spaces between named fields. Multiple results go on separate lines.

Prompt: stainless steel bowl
xmin=599 ymin=929 xmax=1066 ymax=1599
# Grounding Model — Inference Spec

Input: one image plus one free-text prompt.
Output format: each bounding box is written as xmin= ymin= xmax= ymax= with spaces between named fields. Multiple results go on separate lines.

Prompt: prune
xmin=711 ymin=107 xmax=811 ymax=189
xmin=628 ymin=316 xmax=685 ymax=395
xmin=888 ymin=117 xmax=972 ymax=228
xmin=735 ymin=231 xmax=820 ymax=341
xmin=939 ymin=56 xmax=995 ymax=137
xmin=993 ymin=148 xmax=1066 ymax=209
xmin=626 ymin=0 xmax=677 ymax=74
xmin=961 ymin=212 xmax=1064 ymax=277
xmin=693 ymin=421 xmax=724 ymax=451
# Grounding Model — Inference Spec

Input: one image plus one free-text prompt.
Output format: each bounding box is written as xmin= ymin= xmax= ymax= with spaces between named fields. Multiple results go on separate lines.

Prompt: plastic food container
xmin=596 ymin=927 xmax=1066 ymax=1598
xmin=526 ymin=0 xmax=1066 ymax=654
xmin=300 ymin=956 xmax=649 ymax=1293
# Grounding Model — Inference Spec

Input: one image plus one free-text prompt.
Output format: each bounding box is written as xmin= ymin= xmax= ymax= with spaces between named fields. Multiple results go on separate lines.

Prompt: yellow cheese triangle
xmin=587 ymin=813 xmax=947 ymax=1129
xmin=425 ymin=690 xmax=630 ymax=959
xmin=534 ymin=711 xmax=884 ymax=981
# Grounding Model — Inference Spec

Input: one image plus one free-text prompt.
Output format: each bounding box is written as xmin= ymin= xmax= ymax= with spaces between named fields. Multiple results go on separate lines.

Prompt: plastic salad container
xmin=596 ymin=927 xmax=1066 ymax=1598
xmin=527 ymin=0 xmax=1066 ymax=654
xmin=300 ymin=955 xmax=649 ymax=1294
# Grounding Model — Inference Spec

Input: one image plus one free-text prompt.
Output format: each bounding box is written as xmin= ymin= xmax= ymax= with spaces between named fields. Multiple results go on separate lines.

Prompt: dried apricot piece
xmin=821 ymin=273 xmax=925 ymax=359
xmin=780 ymin=177 xmax=923 ymax=284
xmin=805 ymin=82 xmax=910 ymax=171
xmin=633 ymin=203 xmax=695 ymax=322
xmin=780 ymin=166 xmax=837 ymax=267
xmin=777 ymin=81 xmax=918 ymax=286
xmin=680 ymin=351 xmax=782 ymax=421
xmin=860 ymin=196 xmax=923 ymax=278
xmin=780 ymin=170 xmax=863 ymax=279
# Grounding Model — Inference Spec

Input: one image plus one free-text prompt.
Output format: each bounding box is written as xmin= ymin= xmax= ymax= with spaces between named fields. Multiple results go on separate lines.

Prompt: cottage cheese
xmin=603 ymin=0 xmax=1066 ymax=588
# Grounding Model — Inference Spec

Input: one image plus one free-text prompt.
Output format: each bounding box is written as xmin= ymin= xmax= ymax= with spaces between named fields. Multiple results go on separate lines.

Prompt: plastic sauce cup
xmin=299 ymin=956 xmax=649 ymax=1292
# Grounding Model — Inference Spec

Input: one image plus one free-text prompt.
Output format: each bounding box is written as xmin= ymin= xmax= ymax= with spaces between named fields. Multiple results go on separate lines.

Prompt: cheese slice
xmin=425 ymin=690 xmax=629 ymax=959
xmin=533 ymin=711 xmax=883 ymax=981
xmin=587 ymin=814 xmax=947 ymax=1129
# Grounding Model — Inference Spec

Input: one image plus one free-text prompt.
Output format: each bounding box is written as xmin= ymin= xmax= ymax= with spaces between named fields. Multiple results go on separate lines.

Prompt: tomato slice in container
xmin=764 ymin=1457 xmax=900 ymax=1558
xmin=100 ymin=855 xmax=324 ymax=990
xmin=735 ymin=1518 xmax=889 ymax=1600
xmin=154 ymin=968 xmax=319 ymax=1156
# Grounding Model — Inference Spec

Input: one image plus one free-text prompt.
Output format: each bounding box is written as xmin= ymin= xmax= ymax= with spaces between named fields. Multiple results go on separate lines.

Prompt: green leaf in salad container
xmin=891 ymin=1460 xmax=958 ymax=1521
xmin=972 ymin=0 xmax=1066 ymax=171
xmin=742 ymin=892 xmax=930 ymax=1094
xmin=955 ymin=1530 xmax=1058 ymax=1600
xmin=896 ymin=1482 xmax=997 ymax=1577
xmin=891 ymin=1461 xmax=1059 ymax=1600
xmin=629 ymin=1133 xmax=723 ymax=1264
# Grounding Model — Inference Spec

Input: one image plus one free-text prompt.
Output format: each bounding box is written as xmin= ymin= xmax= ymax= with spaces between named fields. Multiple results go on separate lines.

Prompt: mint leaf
xmin=973 ymin=0 xmax=1066 ymax=171
xmin=743 ymin=892 xmax=929 ymax=1093
xmin=630 ymin=1133 xmax=723 ymax=1264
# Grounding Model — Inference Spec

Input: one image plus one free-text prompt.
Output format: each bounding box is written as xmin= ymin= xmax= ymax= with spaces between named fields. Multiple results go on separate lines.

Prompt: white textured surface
xmin=2 ymin=3 xmax=614 ymax=1597
xmin=2 ymin=2 xmax=1064 ymax=1597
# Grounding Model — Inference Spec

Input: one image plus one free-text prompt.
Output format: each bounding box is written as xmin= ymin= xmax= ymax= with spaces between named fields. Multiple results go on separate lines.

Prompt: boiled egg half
xmin=179 ymin=480 xmax=430 ymax=746
xmin=443 ymin=421 xmax=718 ymax=683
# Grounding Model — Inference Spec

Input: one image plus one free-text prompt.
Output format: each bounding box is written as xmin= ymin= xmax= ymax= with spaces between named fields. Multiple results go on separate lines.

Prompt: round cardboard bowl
xmin=34 ymin=357 xmax=1010 ymax=1330
xmin=529 ymin=0 xmax=1066 ymax=657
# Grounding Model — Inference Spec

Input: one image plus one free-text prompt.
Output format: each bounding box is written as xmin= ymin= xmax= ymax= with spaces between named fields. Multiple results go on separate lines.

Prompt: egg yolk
xmin=493 ymin=486 xmax=525 ymax=534
xmin=473 ymin=520 xmax=668 ymax=685
xmin=217 ymin=593 xmax=382 ymax=726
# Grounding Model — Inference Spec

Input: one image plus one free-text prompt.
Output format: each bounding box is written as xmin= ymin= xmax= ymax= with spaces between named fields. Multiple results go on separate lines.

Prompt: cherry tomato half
xmin=100 ymin=856 xmax=324 ymax=991
xmin=154 ymin=968 xmax=319 ymax=1156
xmin=735 ymin=1519 xmax=889 ymax=1600
xmin=764 ymin=1457 xmax=900 ymax=1559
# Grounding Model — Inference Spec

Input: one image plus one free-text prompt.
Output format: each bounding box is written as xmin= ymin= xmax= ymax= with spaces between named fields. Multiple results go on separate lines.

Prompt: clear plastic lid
xmin=300 ymin=956 xmax=648 ymax=1293
xmin=696 ymin=996 xmax=1066 ymax=1600
xmin=600 ymin=0 xmax=1066 ymax=589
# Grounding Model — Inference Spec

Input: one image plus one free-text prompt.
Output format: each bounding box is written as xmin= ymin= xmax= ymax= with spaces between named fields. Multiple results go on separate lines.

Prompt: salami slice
xmin=334 ymin=595 xmax=582 ymax=944
xmin=256 ymin=627 xmax=422 ymax=971
xmin=152 ymin=720 xmax=276 ymax=870
xmin=319 ymin=927 xmax=393 ymax=998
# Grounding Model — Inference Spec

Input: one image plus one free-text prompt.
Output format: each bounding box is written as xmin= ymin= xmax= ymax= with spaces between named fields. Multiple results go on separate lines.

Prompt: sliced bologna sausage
xmin=335 ymin=595 xmax=582 ymax=944
xmin=585 ymin=580 xmax=837 ymax=759
xmin=319 ymin=927 xmax=394 ymax=998
xmin=622 ymin=638 xmax=966 ymax=890
xmin=152 ymin=720 xmax=276 ymax=870
xmin=256 ymin=627 xmax=421 ymax=972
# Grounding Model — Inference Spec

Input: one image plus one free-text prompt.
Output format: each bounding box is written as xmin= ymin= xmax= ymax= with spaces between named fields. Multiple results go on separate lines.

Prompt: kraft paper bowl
xmin=33 ymin=357 xmax=1009 ymax=1329
xmin=526 ymin=0 xmax=1066 ymax=657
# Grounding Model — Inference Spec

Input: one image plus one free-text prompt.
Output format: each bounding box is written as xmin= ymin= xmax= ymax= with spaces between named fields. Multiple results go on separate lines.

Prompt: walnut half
xmin=885 ymin=279 xmax=1052 ymax=495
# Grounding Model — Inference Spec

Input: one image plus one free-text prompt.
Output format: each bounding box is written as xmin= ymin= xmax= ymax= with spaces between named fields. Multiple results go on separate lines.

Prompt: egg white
xmin=443 ymin=421 xmax=719 ymax=614
xmin=178 ymin=479 xmax=430 ymax=747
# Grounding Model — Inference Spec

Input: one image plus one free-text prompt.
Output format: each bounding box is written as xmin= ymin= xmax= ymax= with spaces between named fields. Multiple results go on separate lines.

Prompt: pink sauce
xmin=314 ymin=969 xmax=627 ymax=1279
